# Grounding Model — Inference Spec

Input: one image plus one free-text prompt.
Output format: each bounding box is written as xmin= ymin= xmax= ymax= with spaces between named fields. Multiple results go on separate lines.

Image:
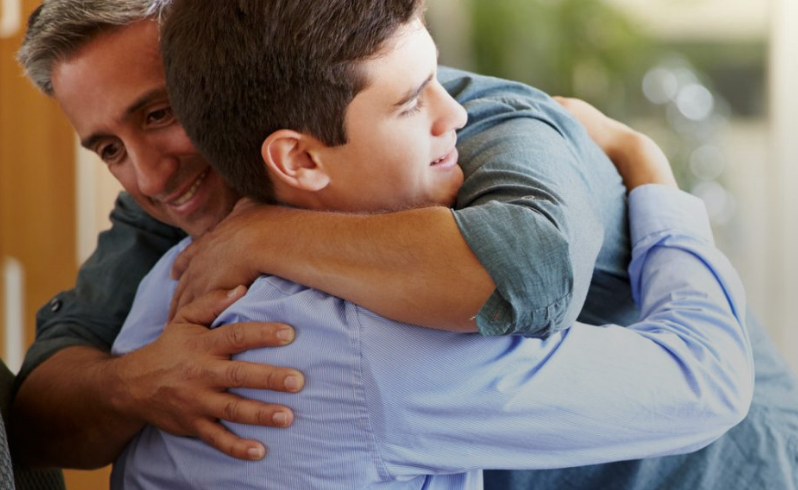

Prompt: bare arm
xmin=172 ymin=204 xmax=493 ymax=332
xmin=11 ymin=287 xmax=303 ymax=468
xmin=12 ymin=346 xmax=142 ymax=469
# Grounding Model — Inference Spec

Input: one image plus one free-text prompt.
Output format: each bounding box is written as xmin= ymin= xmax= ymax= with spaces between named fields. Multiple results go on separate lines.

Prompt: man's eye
xmin=98 ymin=142 xmax=124 ymax=164
xmin=146 ymin=107 xmax=175 ymax=126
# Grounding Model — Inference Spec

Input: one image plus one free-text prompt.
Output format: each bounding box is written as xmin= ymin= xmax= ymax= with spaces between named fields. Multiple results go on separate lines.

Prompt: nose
xmin=127 ymin=140 xmax=179 ymax=198
xmin=430 ymin=82 xmax=468 ymax=137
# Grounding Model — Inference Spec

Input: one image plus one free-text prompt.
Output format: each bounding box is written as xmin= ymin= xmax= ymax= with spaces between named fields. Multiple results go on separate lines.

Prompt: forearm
xmin=11 ymin=346 xmax=144 ymax=469
xmin=243 ymin=205 xmax=494 ymax=332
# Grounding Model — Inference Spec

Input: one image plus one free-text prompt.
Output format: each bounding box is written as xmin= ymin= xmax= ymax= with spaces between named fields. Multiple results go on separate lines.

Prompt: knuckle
xmin=181 ymin=363 xmax=204 ymax=382
xmin=183 ymin=417 xmax=205 ymax=438
xmin=226 ymin=324 xmax=248 ymax=350
xmin=203 ymin=430 xmax=221 ymax=450
xmin=226 ymin=363 xmax=247 ymax=387
xmin=222 ymin=400 xmax=241 ymax=421
xmin=184 ymin=334 xmax=203 ymax=351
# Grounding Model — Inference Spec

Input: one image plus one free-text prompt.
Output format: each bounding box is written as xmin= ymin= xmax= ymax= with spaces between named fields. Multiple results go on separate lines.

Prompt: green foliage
xmin=467 ymin=0 xmax=653 ymax=113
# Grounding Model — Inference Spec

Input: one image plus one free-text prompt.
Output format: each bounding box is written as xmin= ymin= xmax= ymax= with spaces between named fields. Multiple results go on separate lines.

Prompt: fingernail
xmin=272 ymin=412 xmax=289 ymax=426
xmin=285 ymin=375 xmax=302 ymax=391
xmin=247 ymin=445 xmax=266 ymax=460
xmin=276 ymin=328 xmax=294 ymax=342
xmin=227 ymin=285 xmax=243 ymax=298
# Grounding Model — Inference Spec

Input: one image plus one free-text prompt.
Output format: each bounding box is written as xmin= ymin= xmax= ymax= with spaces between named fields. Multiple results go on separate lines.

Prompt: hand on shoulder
xmin=554 ymin=96 xmax=678 ymax=192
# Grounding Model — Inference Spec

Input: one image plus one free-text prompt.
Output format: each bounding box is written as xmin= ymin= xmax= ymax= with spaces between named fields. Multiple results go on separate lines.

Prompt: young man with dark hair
xmin=101 ymin=1 xmax=752 ymax=488
xmin=13 ymin=0 xmax=797 ymax=489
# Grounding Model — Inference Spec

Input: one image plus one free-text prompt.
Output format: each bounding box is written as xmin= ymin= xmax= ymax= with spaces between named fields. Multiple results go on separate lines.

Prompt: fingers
xmin=188 ymin=320 xmax=305 ymax=390
xmin=552 ymin=95 xmax=576 ymax=110
xmin=172 ymin=286 xmax=248 ymax=326
xmin=194 ymin=392 xmax=297 ymax=429
xmin=191 ymin=392 xmax=298 ymax=461
xmin=213 ymin=395 xmax=297 ymax=428
xmin=193 ymin=418 xmax=268 ymax=461
xmin=171 ymin=240 xmax=198 ymax=280
xmin=167 ymin=274 xmax=193 ymax=323
xmin=204 ymin=320 xmax=297 ymax=353
xmin=552 ymin=96 xmax=598 ymax=115
xmin=203 ymin=358 xmax=305 ymax=393
xmin=553 ymin=95 xmax=636 ymax=162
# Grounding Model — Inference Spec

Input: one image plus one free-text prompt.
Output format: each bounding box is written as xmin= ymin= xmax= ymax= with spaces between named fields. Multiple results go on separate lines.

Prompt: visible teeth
xmin=172 ymin=170 xmax=207 ymax=206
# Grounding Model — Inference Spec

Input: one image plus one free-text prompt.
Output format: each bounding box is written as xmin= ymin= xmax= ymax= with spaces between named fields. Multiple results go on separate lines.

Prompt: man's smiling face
xmin=51 ymin=19 xmax=239 ymax=237
xmin=308 ymin=19 xmax=468 ymax=213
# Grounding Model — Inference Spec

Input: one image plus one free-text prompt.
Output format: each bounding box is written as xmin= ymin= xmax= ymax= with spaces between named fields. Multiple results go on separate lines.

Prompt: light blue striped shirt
xmin=111 ymin=186 xmax=753 ymax=489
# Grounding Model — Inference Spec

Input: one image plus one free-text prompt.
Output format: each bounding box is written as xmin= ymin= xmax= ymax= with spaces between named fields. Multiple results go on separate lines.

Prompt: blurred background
xmin=0 ymin=0 xmax=795 ymax=488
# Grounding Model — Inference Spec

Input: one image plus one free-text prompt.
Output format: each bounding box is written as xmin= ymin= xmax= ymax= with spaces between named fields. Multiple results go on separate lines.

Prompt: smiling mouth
xmin=431 ymin=148 xmax=457 ymax=167
xmin=170 ymin=169 xmax=208 ymax=206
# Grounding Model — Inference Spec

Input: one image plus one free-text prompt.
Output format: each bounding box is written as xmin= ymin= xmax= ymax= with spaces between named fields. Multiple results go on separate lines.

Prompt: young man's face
xmin=50 ymin=20 xmax=239 ymax=237
xmin=311 ymin=19 xmax=468 ymax=213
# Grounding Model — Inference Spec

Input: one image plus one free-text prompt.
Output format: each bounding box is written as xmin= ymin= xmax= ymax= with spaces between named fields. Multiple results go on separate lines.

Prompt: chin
xmin=441 ymin=187 xmax=462 ymax=208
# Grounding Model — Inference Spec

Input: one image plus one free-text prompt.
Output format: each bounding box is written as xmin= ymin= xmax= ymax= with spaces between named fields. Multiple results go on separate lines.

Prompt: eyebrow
xmin=80 ymin=87 xmax=169 ymax=150
xmin=392 ymin=72 xmax=435 ymax=109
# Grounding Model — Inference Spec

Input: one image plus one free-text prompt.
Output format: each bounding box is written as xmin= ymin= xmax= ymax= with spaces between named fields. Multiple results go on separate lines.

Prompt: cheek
xmin=161 ymin=124 xmax=199 ymax=154
xmin=360 ymin=122 xmax=417 ymax=156
xmin=107 ymin=165 xmax=139 ymax=194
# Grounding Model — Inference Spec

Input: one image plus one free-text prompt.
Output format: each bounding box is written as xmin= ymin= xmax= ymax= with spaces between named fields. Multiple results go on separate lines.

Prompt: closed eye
xmin=400 ymin=96 xmax=426 ymax=117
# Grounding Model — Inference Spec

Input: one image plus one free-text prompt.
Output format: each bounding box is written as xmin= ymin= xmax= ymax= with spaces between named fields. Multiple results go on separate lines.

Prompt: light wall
xmin=604 ymin=0 xmax=769 ymax=41
xmin=769 ymin=0 xmax=798 ymax=372
xmin=75 ymin=144 xmax=123 ymax=265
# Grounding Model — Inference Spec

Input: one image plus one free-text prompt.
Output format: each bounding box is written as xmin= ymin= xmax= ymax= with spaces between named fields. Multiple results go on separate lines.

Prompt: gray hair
xmin=17 ymin=0 xmax=170 ymax=95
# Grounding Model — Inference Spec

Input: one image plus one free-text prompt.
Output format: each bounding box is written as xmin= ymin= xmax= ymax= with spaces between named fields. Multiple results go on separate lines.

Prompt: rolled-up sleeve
xmin=16 ymin=193 xmax=184 ymax=385
xmin=442 ymin=67 xmax=614 ymax=337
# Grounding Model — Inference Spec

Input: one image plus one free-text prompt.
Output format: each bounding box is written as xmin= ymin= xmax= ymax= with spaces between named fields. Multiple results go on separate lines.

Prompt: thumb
xmin=172 ymin=286 xmax=248 ymax=326
xmin=171 ymin=240 xmax=198 ymax=280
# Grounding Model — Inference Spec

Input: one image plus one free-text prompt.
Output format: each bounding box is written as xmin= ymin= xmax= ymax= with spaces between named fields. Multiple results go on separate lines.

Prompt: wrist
xmin=605 ymin=125 xmax=644 ymax=165
xmin=612 ymin=131 xmax=678 ymax=191
xmin=104 ymin=351 xmax=149 ymax=427
xmin=240 ymin=204 xmax=286 ymax=276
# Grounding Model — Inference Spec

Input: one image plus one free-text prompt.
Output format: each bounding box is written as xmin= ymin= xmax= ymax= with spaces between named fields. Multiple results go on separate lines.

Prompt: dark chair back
xmin=0 ymin=360 xmax=65 ymax=490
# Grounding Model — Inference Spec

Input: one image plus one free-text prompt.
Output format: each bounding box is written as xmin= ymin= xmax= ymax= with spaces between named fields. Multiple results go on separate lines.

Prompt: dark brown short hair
xmin=161 ymin=0 xmax=425 ymax=203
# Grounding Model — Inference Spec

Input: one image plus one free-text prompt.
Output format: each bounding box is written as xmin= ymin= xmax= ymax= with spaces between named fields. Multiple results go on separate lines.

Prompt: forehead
xmin=356 ymin=19 xmax=435 ymax=98
xmin=51 ymin=20 xmax=165 ymax=136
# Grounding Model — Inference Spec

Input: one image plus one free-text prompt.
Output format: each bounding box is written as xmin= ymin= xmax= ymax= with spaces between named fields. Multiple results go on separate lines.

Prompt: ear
xmin=261 ymin=129 xmax=331 ymax=191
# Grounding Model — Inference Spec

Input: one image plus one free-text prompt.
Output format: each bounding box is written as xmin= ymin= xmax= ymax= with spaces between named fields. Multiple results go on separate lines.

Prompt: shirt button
xmin=49 ymin=298 xmax=62 ymax=313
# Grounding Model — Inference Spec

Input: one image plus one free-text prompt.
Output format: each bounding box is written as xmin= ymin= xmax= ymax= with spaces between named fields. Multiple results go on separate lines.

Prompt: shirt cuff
xmin=628 ymin=184 xmax=714 ymax=246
